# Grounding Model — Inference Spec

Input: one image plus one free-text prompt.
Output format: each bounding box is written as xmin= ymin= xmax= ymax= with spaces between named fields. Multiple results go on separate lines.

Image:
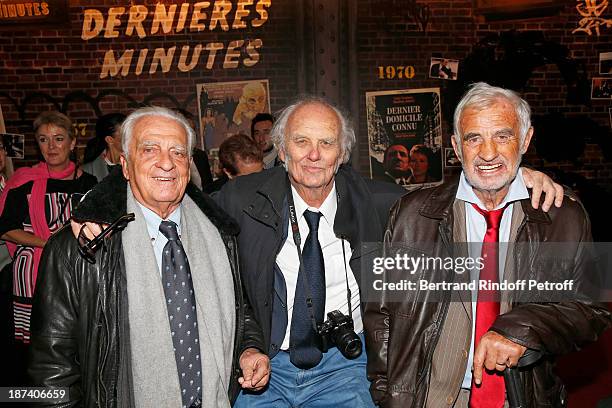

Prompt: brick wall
xmin=1 ymin=0 xmax=299 ymax=163
xmin=355 ymin=0 xmax=612 ymax=188
xmin=1 ymin=1 xmax=611 ymax=190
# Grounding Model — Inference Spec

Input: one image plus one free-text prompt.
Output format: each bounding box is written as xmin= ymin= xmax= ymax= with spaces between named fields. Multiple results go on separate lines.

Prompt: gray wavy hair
xmin=121 ymin=106 xmax=195 ymax=159
xmin=452 ymin=82 xmax=531 ymax=159
xmin=270 ymin=96 xmax=356 ymax=167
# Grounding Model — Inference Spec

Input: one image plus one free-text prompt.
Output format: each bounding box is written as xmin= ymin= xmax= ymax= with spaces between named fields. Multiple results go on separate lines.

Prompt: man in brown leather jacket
xmin=364 ymin=83 xmax=611 ymax=408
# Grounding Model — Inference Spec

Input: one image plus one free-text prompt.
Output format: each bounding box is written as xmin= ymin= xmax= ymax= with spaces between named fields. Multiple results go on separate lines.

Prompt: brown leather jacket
xmin=364 ymin=177 xmax=611 ymax=408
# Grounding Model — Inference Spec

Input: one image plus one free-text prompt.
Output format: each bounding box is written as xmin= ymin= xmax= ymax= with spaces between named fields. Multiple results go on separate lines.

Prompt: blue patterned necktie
xmin=159 ymin=220 xmax=202 ymax=408
xmin=289 ymin=210 xmax=326 ymax=369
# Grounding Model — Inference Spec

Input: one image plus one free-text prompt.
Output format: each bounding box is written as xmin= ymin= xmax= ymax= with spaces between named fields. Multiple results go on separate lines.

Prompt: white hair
xmin=453 ymin=82 xmax=531 ymax=159
xmin=270 ymin=96 xmax=356 ymax=167
xmin=121 ymin=106 xmax=195 ymax=159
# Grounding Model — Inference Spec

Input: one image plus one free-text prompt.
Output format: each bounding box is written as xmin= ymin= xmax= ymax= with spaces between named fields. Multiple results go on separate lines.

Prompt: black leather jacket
xmin=29 ymin=170 xmax=265 ymax=407
xmin=365 ymin=177 xmax=612 ymax=408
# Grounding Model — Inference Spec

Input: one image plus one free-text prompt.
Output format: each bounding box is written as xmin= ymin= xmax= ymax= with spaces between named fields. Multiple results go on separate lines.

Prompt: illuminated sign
xmin=0 ymin=0 xmax=68 ymax=24
xmin=80 ymin=1 xmax=272 ymax=79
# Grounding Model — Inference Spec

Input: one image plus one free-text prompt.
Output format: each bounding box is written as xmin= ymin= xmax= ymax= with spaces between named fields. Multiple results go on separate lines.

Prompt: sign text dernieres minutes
xmin=81 ymin=1 xmax=271 ymax=79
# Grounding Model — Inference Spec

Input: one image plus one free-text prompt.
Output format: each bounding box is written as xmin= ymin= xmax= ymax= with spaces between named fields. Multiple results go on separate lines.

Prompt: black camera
xmin=317 ymin=310 xmax=362 ymax=359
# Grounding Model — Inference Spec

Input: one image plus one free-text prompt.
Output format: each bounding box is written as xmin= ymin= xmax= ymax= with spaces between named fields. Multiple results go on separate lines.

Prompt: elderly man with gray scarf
xmin=28 ymin=106 xmax=269 ymax=408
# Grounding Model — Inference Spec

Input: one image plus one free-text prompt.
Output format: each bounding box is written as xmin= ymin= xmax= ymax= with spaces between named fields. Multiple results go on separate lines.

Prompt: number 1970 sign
xmin=378 ymin=65 xmax=415 ymax=79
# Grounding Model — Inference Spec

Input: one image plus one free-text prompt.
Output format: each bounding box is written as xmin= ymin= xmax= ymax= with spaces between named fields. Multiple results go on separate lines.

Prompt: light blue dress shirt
xmin=137 ymin=202 xmax=182 ymax=276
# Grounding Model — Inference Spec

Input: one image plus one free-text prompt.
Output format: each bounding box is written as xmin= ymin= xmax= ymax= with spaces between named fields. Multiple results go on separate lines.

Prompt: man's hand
xmin=238 ymin=347 xmax=270 ymax=391
xmin=70 ymin=220 xmax=105 ymax=240
xmin=521 ymin=168 xmax=563 ymax=212
xmin=472 ymin=331 xmax=527 ymax=385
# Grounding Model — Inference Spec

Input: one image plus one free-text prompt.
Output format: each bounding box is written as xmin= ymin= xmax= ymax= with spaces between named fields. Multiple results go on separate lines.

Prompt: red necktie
xmin=469 ymin=203 xmax=507 ymax=408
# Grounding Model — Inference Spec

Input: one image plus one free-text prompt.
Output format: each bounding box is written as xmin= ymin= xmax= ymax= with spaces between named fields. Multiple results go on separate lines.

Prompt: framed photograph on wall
xmin=1 ymin=133 xmax=24 ymax=159
xmin=444 ymin=147 xmax=461 ymax=168
xmin=592 ymin=78 xmax=612 ymax=100
xmin=196 ymin=79 xmax=271 ymax=176
xmin=366 ymin=87 xmax=443 ymax=189
xmin=196 ymin=79 xmax=271 ymax=150
xmin=429 ymin=57 xmax=459 ymax=80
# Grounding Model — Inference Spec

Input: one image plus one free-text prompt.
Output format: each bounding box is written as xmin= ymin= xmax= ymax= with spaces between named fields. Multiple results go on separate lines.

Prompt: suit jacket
xmin=81 ymin=154 xmax=109 ymax=183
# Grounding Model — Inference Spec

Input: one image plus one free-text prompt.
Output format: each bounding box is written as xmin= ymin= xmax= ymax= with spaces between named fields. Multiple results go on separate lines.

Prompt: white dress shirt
xmin=276 ymin=183 xmax=362 ymax=350
xmin=456 ymin=170 xmax=529 ymax=388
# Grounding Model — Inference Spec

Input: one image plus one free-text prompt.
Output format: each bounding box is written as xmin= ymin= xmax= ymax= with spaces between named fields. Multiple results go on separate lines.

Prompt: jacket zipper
xmin=228 ymin=236 xmax=245 ymax=383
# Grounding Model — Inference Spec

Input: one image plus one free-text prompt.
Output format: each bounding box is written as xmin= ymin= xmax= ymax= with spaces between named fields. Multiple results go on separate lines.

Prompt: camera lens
xmin=334 ymin=330 xmax=362 ymax=359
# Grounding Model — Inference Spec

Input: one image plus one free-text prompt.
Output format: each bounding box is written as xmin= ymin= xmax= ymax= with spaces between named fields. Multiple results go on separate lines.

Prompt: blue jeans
xmin=234 ymin=333 xmax=375 ymax=408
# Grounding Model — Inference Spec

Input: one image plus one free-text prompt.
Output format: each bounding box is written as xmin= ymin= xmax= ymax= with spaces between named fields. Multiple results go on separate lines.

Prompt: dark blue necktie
xmin=290 ymin=210 xmax=326 ymax=369
xmin=159 ymin=220 xmax=202 ymax=408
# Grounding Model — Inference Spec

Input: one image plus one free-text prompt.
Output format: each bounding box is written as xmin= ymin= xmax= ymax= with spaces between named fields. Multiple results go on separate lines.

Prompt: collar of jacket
xmin=419 ymin=174 xmax=551 ymax=225
xmin=244 ymin=166 xmax=289 ymax=230
xmin=72 ymin=166 xmax=240 ymax=236
xmin=248 ymin=164 xmax=380 ymax=249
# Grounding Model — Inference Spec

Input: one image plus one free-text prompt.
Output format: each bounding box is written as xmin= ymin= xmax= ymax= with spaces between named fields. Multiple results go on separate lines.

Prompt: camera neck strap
xmin=286 ymin=180 xmax=353 ymax=328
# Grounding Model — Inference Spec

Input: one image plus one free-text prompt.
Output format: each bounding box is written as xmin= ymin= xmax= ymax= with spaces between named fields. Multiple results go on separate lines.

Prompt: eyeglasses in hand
xmin=77 ymin=213 xmax=135 ymax=263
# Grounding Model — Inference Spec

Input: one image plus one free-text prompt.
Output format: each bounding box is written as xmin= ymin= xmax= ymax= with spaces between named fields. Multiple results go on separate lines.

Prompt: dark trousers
xmin=0 ymin=273 xmax=29 ymax=387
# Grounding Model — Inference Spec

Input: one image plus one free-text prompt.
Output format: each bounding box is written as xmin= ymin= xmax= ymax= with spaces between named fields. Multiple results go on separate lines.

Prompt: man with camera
xmin=214 ymin=97 xmax=404 ymax=407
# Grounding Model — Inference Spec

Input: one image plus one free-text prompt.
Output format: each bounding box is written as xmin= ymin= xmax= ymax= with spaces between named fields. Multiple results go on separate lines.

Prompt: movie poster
xmin=196 ymin=79 xmax=270 ymax=176
xmin=366 ymin=88 xmax=443 ymax=189
xmin=1 ymin=133 xmax=24 ymax=158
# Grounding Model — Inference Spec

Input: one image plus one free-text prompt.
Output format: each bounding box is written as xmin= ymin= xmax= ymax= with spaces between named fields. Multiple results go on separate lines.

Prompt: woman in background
xmin=408 ymin=144 xmax=436 ymax=184
xmin=0 ymin=111 xmax=96 ymax=381
xmin=0 ymin=136 xmax=15 ymax=386
xmin=0 ymin=136 xmax=14 ymax=271
xmin=82 ymin=113 xmax=126 ymax=182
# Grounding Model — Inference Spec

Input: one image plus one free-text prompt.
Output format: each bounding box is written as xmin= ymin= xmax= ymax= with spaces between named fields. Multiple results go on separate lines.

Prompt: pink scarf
xmin=0 ymin=161 xmax=76 ymax=287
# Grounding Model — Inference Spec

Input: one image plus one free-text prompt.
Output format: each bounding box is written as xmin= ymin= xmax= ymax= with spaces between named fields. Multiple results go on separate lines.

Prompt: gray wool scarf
xmin=123 ymin=187 xmax=235 ymax=408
